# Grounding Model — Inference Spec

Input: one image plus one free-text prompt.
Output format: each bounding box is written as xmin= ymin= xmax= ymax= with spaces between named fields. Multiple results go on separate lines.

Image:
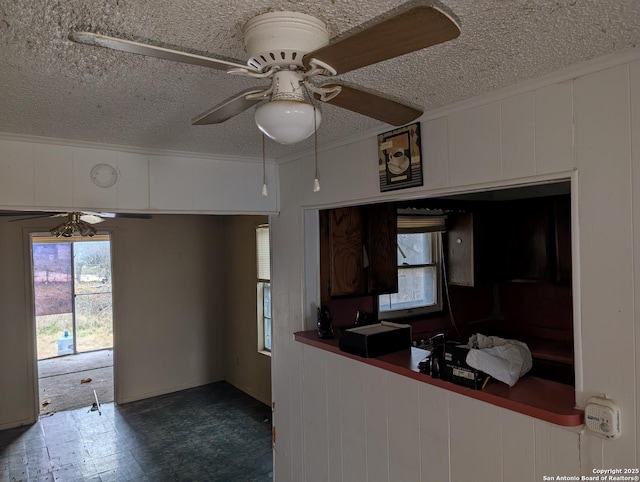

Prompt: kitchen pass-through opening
xmin=30 ymin=233 xmax=114 ymax=415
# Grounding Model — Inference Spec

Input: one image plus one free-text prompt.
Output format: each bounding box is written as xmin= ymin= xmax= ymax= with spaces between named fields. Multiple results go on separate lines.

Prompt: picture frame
xmin=377 ymin=122 xmax=423 ymax=192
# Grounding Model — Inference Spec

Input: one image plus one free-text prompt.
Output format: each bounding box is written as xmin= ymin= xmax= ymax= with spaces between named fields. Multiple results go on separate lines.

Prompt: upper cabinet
xmin=504 ymin=199 xmax=554 ymax=281
xmin=446 ymin=212 xmax=489 ymax=286
xmin=326 ymin=206 xmax=367 ymax=297
xmin=503 ymin=196 xmax=572 ymax=284
xmin=446 ymin=195 xmax=572 ymax=286
xmin=366 ymin=203 xmax=398 ymax=294
xmin=320 ymin=203 xmax=397 ymax=300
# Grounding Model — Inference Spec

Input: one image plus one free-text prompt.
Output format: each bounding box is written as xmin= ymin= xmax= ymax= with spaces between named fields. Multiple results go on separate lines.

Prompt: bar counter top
xmin=294 ymin=330 xmax=583 ymax=427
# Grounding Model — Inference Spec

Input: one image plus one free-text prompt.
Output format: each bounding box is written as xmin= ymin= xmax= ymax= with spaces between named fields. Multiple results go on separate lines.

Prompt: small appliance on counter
xmin=442 ymin=342 xmax=491 ymax=390
xmin=317 ymin=305 xmax=334 ymax=339
xmin=339 ymin=321 xmax=411 ymax=358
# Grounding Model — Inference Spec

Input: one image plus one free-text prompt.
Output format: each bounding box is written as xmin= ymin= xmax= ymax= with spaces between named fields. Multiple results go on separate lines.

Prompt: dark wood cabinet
xmin=503 ymin=196 xmax=571 ymax=283
xmin=446 ymin=211 xmax=492 ymax=286
xmin=505 ymin=202 xmax=553 ymax=281
xmin=327 ymin=206 xmax=367 ymax=297
xmin=553 ymin=197 xmax=572 ymax=285
xmin=446 ymin=196 xmax=572 ymax=286
xmin=320 ymin=204 xmax=397 ymax=300
xmin=366 ymin=203 xmax=398 ymax=294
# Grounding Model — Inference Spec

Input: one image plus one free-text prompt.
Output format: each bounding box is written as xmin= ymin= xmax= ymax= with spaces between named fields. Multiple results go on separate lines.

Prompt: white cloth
xmin=464 ymin=333 xmax=532 ymax=387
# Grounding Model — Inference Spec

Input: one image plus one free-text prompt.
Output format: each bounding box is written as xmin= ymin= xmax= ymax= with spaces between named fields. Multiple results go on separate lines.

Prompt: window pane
xmin=75 ymin=292 xmax=113 ymax=352
xmin=263 ymin=282 xmax=272 ymax=351
xmin=73 ymin=240 xmax=113 ymax=353
xmin=32 ymin=242 xmax=73 ymax=359
xmin=379 ymin=266 xmax=437 ymax=311
xmin=264 ymin=316 xmax=272 ymax=351
xmin=73 ymin=241 xmax=112 ymax=294
xmin=397 ymin=233 xmax=430 ymax=265
xmin=263 ymin=282 xmax=271 ymax=319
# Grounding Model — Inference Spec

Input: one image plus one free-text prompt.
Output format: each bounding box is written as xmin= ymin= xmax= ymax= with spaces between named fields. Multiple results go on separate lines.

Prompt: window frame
xmin=256 ymin=225 xmax=271 ymax=353
xmin=378 ymin=228 xmax=443 ymax=320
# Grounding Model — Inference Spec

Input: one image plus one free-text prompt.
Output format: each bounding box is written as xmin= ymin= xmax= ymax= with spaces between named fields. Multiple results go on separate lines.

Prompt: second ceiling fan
xmin=69 ymin=1 xmax=460 ymax=144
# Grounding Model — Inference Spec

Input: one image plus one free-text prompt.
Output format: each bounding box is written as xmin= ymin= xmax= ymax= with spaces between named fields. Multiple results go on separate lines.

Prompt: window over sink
xmin=378 ymin=216 xmax=445 ymax=319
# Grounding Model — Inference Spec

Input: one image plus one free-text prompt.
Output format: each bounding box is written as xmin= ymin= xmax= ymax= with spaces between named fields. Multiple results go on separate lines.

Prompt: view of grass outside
xmin=33 ymin=238 xmax=113 ymax=360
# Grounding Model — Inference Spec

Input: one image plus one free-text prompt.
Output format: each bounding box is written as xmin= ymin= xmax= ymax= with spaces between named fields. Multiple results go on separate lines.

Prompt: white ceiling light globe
xmin=255 ymin=100 xmax=321 ymax=145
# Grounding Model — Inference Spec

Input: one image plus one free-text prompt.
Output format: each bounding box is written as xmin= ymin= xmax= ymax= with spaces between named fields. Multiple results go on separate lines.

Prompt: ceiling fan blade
xmin=303 ymin=2 xmax=460 ymax=75
xmin=98 ymin=212 xmax=153 ymax=220
xmin=79 ymin=214 xmax=105 ymax=224
xmin=316 ymin=83 xmax=422 ymax=126
xmin=69 ymin=32 xmax=255 ymax=72
xmin=192 ymin=88 xmax=268 ymax=125
xmin=7 ymin=214 xmax=53 ymax=222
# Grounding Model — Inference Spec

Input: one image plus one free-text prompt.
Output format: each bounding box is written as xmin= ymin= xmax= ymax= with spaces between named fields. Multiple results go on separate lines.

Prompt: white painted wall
xmin=271 ymin=49 xmax=640 ymax=481
xmin=0 ymin=135 xmax=279 ymax=215
xmin=110 ymin=215 xmax=229 ymax=404
xmin=220 ymin=215 xmax=272 ymax=406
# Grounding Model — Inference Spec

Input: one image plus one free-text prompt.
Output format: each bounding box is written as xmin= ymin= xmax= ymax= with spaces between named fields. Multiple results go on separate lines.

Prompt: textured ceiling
xmin=0 ymin=1 xmax=638 ymax=160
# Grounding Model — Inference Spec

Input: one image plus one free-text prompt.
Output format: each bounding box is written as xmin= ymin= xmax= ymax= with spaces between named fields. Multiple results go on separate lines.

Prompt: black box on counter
xmin=339 ymin=321 xmax=411 ymax=358
xmin=442 ymin=342 xmax=490 ymax=390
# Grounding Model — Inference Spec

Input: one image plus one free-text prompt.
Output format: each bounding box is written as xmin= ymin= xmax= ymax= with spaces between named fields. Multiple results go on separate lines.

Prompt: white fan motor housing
xmin=244 ymin=11 xmax=329 ymax=72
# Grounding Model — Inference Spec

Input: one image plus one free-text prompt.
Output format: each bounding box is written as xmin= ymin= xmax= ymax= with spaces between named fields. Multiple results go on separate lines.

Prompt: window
xmin=256 ymin=225 xmax=271 ymax=352
xmin=378 ymin=216 xmax=444 ymax=319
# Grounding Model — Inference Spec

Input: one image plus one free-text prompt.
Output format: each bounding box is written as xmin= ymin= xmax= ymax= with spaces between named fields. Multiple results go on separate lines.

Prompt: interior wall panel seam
xmin=533 ymin=89 xmax=538 ymax=174
xmin=627 ymin=61 xmax=639 ymax=466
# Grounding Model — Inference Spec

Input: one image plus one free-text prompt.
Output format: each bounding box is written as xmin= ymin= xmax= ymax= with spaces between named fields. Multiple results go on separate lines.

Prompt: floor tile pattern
xmin=0 ymin=382 xmax=273 ymax=481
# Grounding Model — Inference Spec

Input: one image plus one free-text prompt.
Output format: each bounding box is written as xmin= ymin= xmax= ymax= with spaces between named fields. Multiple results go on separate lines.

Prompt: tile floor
xmin=0 ymin=382 xmax=273 ymax=481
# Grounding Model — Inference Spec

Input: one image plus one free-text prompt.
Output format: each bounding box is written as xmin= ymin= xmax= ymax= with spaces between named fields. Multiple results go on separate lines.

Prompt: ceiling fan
xmin=2 ymin=211 xmax=152 ymax=237
xmin=68 ymin=1 xmax=460 ymax=145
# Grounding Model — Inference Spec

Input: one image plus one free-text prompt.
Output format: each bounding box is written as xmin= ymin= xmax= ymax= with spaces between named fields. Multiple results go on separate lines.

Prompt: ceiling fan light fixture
xmin=50 ymin=214 xmax=97 ymax=238
xmin=255 ymin=100 xmax=321 ymax=145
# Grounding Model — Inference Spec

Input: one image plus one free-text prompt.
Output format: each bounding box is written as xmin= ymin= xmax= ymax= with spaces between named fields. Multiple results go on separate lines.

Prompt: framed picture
xmin=377 ymin=122 xmax=423 ymax=192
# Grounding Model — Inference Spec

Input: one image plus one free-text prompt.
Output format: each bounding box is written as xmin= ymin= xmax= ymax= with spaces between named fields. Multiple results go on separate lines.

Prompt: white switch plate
xmin=585 ymin=395 xmax=621 ymax=439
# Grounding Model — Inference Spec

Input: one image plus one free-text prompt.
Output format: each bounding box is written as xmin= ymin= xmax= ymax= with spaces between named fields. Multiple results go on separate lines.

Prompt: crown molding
xmin=0 ymin=132 xmax=277 ymax=165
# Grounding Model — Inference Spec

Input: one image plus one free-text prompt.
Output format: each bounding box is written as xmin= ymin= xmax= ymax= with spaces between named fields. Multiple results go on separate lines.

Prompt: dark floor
xmin=0 ymin=382 xmax=273 ymax=482
xmin=39 ymin=350 xmax=114 ymax=415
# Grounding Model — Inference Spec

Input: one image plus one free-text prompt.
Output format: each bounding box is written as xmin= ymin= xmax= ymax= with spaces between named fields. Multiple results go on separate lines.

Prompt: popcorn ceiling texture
xmin=0 ymin=0 xmax=638 ymax=159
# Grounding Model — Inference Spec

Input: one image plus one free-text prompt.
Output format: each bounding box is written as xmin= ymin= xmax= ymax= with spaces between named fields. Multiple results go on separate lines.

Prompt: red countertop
xmin=294 ymin=330 xmax=583 ymax=427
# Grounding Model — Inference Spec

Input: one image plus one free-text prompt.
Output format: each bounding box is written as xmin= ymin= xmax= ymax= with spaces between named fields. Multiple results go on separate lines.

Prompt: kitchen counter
xmin=294 ymin=330 xmax=583 ymax=427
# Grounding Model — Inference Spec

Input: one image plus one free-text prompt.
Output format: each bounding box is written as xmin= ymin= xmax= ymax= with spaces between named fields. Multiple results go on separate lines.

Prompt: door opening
xmin=31 ymin=233 xmax=115 ymax=414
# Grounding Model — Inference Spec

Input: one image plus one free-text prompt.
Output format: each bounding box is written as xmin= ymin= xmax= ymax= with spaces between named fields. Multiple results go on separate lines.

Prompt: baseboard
xmin=226 ymin=381 xmax=271 ymax=406
xmin=116 ymin=377 xmax=224 ymax=404
xmin=0 ymin=417 xmax=36 ymax=431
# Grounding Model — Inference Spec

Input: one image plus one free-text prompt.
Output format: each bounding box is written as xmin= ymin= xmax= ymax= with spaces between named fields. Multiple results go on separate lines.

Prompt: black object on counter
xmin=442 ymin=342 xmax=490 ymax=390
xmin=317 ymin=305 xmax=334 ymax=339
xmin=418 ymin=333 xmax=446 ymax=378
xmin=339 ymin=321 xmax=411 ymax=358
xmin=355 ymin=310 xmax=376 ymax=326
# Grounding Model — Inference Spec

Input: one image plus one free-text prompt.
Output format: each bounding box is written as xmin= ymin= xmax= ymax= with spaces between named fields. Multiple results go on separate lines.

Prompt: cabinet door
xmin=367 ymin=203 xmax=398 ymax=294
xmin=554 ymin=197 xmax=572 ymax=285
xmin=447 ymin=212 xmax=475 ymax=286
xmin=329 ymin=207 xmax=367 ymax=296
xmin=505 ymin=201 xmax=552 ymax=281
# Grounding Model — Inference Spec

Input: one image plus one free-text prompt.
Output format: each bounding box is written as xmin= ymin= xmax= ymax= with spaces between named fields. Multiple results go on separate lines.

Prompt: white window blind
xmin=257 ymin=225 xmax=270 ymax=281
xmin=397 ymin=215 xmax=446 ymax=233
